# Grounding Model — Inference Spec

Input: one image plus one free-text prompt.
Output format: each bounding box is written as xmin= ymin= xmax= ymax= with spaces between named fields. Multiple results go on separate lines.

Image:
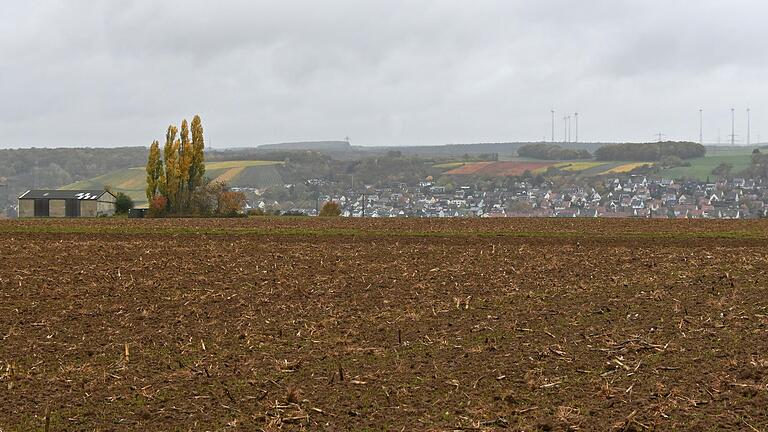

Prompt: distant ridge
xmin=249 ymin=140 xmax=606 ymax=156
xmin=256 ymin=141 xmax=351 ymax=151
xmin=241 ymin=141 xmax=756 ymax=156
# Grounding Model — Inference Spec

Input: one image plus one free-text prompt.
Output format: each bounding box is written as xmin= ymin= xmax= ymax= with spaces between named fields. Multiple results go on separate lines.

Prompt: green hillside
xmin=658 ymin=148 xmax=754 ymax=180
xmin=61 ymin=161 xmax=284 ymax=205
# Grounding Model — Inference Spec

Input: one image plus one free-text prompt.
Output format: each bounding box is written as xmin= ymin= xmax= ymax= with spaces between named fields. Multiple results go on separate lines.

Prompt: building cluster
xmin=5 ymin=177 xmax=766 ymax=219
xmin=256 ymin=176 xmax=768 ymax=219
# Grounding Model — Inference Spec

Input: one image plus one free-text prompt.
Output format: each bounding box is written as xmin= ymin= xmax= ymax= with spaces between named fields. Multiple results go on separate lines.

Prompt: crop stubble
xmin=0 ymin=218 xmax=767 ymax=431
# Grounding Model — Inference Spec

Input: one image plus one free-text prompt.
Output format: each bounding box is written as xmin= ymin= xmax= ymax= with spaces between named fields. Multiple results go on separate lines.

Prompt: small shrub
xmin=659 ymin=155 xmax=684 ymax=168
xmin=115 ymin=192 xmax=134 ymax=214
xmin=319 ymin=201 xmax=342 ymax=217
xmin=217 ymin=191 xmax=246 ymax=217
xmin=712 ymin=162 xmax=733 ymax=177
xmin=148 ymin=195 xmax=167 ymax=218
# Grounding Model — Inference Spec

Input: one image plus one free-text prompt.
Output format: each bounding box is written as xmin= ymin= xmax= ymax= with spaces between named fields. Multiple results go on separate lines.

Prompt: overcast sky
xmin=1 ymin=1 xmax=767 ymax=148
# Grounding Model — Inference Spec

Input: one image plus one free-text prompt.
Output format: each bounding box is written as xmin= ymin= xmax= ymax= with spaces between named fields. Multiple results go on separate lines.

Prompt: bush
xmin=114 ymin=192 xmax=134 ymax=214
xmin=148 ymin=195 xmax=167 ymax=218
xmin=248 ymin=208 xmax=281 ymax=217
xmin=217 ymin=191 xmax=246 ymax=216
xmin=319 ymin=201 xmax=342 ymax=217
xmin=658 ymin=155 xmax=687 ymax=168
xmin=711 ymin=162 xmax=733 ymax=177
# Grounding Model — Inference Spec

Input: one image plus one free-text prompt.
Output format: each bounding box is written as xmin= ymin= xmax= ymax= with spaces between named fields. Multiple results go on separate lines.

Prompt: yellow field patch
xmin=213 ymin=167 xmax=245 ymax=183
xmin=553 ymin=162 xmax=606 ymax=172
xmin=600 ymin=162 xmax=653 ymax=174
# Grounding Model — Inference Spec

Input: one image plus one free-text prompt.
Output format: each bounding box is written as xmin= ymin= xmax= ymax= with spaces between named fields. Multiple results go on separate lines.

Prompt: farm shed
xmin=18 ymin=190 xmax=116 ymax=218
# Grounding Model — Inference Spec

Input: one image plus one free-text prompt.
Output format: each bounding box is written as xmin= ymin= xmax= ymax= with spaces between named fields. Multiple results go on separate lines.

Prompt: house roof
xmin=18 ymin=190 xmax=114 ymax=200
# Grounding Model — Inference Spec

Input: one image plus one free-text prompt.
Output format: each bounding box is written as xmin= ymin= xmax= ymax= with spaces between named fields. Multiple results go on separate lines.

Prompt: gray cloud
xmin=1 ymin=0 xmax=767 ymax=148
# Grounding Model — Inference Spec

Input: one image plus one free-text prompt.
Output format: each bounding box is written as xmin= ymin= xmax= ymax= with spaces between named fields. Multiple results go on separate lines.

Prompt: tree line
xmin=0 ymin=147 xmax=147 ymax=201
xmin=594 ymin=142 xmax=706 ymax=161
xmin=517 ymin=143 xmax=591 ymax=160
xmin=145 ymin=116 xmax=244 ymax=217
xmin=145 ymin=116 xmax=206 ymax=212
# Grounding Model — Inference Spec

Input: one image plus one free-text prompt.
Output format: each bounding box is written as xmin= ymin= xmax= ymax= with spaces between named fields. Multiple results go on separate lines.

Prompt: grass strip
xmin=0 ymin=224 xmax=765 ymax=241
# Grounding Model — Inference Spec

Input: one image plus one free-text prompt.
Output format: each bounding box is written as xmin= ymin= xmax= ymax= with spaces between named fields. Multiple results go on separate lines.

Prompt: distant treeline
xmin=256 ymin=141 xmax=351 ymax=151
xmin=0 ymin=147 xmax=148 ymax=200
xmin=517 ymin=143 xmax=591 ymax=160
xmin=594 ymin=142 xmax=706 ymax=161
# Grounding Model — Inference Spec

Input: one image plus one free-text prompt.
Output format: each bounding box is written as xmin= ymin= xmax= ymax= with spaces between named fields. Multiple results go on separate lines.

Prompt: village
xmin=243 ymin=175 xmax=768 ymax=219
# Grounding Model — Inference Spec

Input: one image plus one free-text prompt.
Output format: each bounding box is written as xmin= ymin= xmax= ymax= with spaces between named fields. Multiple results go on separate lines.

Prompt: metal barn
xmin=17 ymin=190 xmax=117 ymax=218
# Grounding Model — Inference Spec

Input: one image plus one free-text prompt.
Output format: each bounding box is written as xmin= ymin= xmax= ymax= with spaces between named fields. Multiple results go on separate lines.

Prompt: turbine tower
xmin=574 ymin=112 xmax=579 ymax=144
xmin=747 ymin=108 xmax=751 ymax=146
xmin=551 ymin=110 xmax=555 ymax=143
xmin=699 ymin=109 xmax=703 ymax=145
xmin=730 ymin=108 xmax=736 ymax=146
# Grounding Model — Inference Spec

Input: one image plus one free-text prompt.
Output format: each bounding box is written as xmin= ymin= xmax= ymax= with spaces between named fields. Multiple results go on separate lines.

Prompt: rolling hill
xmin=60 ymin=161 xmax=284 ymax=205
xmin=657 ymin=148 xmax=755 ymax=180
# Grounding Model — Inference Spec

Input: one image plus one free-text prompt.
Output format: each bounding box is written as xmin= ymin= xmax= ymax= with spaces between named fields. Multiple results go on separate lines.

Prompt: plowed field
xmin=1 ymin=218 xmax=767 ymax=431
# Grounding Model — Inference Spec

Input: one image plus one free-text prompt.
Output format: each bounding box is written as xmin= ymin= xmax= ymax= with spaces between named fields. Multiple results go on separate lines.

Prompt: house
xmin=18 ymin=190 xmax=116 ymax=218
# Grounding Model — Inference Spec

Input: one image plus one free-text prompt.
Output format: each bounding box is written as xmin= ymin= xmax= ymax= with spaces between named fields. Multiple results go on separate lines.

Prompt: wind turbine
xmin=550 ymin=110 xmax=555 ymax=143
xmin=574 ymin=112 xmax=579 ymax=144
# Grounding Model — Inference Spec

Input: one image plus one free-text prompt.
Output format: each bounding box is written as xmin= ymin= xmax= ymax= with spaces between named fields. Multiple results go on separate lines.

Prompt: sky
xmin=1 ymin=0 xmax=767 ymax=148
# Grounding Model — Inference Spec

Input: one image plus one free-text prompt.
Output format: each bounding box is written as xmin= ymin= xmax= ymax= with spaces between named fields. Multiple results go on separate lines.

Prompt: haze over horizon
xmin=2 ymin=1 xmax=768 ymax=149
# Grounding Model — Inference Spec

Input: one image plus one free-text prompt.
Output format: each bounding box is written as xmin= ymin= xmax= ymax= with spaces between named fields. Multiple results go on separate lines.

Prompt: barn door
xmin=65 ymin=199 xmax=80 ymax=217
xmin=34 ymin=199 xmax=49 ymax=217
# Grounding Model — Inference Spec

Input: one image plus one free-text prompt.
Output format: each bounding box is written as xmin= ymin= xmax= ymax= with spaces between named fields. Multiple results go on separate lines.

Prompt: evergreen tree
xmin=145 ymin=140 xmax=162 ymax=202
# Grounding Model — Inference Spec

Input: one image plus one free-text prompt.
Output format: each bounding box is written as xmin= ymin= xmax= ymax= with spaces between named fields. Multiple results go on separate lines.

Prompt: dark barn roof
xmin=18 ymin=190 xmax=114 ymax=200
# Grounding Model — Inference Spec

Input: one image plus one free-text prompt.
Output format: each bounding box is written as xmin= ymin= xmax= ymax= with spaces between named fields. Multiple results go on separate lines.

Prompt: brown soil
xmin=0 ymin=218 xmax=767 ymax=431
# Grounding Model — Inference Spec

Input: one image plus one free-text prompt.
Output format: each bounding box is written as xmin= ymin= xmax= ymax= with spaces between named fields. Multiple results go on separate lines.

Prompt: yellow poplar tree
xmin=162 ymin=125 xmax=180 ymax=212
xmin=178 ymin=119 xmax=193 ymax=211
xmin=149 ymin=116 xmax=206 ymax=214
xmin=145 ymin=140 xmax=162 ymax=202
xmin=189 ymin=115 xmax=206 ymax=193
